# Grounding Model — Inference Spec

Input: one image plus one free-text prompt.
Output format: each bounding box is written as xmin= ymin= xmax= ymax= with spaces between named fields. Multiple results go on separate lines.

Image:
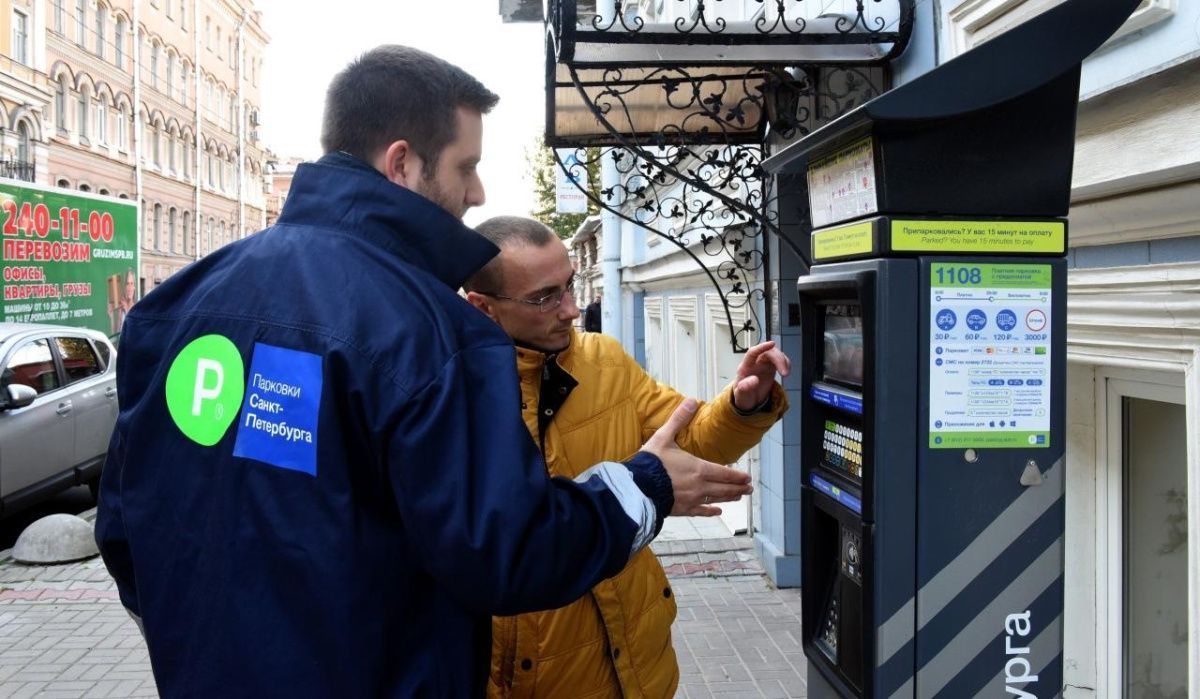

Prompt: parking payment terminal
xmin=761 ymin=2 xmax=1141 ymax=697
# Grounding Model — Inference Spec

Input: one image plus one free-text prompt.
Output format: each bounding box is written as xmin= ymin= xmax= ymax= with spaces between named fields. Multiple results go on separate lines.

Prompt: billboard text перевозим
xmin=0 ymin=178 xmax=139 ymax=336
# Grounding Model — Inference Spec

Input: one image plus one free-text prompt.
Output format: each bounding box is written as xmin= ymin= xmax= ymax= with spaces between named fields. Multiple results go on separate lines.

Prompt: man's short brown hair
xmin=320 ymin=46 xmax=499 ymax=173
xmin=464 ymin=216 xmax=559 ymax=294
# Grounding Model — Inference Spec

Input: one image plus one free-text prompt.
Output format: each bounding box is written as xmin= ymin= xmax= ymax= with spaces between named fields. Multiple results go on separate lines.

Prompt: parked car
xmin=0 ymin=323 xmax=117 ymax=517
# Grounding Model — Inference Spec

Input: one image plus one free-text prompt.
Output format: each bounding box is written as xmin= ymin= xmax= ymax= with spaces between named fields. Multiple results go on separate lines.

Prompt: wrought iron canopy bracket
xmin=546 ymin=0 xmax=913 ymax=147
xmin=544 ymin=1 xmax=914 ymax=352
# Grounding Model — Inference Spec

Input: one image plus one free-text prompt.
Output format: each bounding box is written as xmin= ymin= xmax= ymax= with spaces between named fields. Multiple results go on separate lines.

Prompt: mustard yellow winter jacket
xmin=488 ymin=329 xmax=787 ymax=698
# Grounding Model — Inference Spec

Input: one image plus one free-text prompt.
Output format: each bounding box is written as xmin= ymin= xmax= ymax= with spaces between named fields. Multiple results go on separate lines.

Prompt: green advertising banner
xmin=0 ymin=178 xmax=139 ymax=336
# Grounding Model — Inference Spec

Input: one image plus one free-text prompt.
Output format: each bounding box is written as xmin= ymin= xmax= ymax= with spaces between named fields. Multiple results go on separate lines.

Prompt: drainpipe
xmin=132 ymin=0 xmax=143 ymax=280
xmin=236 ymin=8 xmax=248 ymax=239
xmin=595 ymin=0 xmax=623 ymax=346
xmin=193 ymin=0 xmax=201 ymax=259
xmin=600 ymin=151 xmax=622 ymax=346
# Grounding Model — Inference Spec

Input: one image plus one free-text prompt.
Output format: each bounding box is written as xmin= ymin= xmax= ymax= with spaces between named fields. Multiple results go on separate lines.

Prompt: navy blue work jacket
xmin=95 ymin=153 xmax=671 ymax=697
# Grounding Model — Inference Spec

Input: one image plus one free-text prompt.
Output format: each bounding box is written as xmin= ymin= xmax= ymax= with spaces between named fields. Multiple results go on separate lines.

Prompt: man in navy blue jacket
xmin=94 ymin=45 xmax=752 ymax=697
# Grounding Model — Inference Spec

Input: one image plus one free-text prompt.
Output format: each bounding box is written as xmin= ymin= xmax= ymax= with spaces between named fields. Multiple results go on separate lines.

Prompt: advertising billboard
xmin=0 ymin=178 xmax=139 ymax=336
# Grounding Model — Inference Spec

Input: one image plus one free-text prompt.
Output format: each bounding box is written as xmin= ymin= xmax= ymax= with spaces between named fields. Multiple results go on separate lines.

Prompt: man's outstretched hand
xmin=641 ymin=399 xmax=753 ymax=516
xmin=732 ymin=340 xmax=791 ymax=412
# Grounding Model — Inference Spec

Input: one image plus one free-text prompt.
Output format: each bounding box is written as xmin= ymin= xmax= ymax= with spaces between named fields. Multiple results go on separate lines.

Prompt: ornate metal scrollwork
xmin=579 ymin=0 xmax=904 ymax=38
xmin=590 ymin=1 xmax=645 ymax=31
xmin=555 ymin=146 xmax=769 ymax=351
xmin=546 ymin=1 xmax=907 ymax=352
xmin=836 ymin=0 xmax=889 ymax=33
xmin=554 ymin=62 xmax=891 ymax=351
xmin=754 ymin=1 xmax=808 ymax=35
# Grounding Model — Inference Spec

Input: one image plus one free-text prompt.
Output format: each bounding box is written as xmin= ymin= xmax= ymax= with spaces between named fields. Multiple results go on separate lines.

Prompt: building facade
xmin=566 ymin=214 xmax=601 ymax=318
xmin=0 ymin=0 xmax=51 ymax=184
xmin=263 ymin=153 xmax=300 ymax=227
xmin=22 ymin=0 xmax=271 ymax=295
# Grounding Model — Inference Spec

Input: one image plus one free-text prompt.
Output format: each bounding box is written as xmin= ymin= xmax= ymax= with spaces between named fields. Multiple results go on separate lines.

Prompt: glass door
xmin=1100 ymin=373 xmax=1191 ymax=698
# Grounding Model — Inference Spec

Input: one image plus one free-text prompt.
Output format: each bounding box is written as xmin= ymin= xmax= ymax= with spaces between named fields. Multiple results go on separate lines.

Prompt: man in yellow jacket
xmin=464 ymin=216 xmax=790 ymax=698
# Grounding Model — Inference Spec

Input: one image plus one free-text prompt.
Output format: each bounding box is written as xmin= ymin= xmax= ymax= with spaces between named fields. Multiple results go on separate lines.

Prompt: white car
xmin=0 ymin=323 xmax=117 ymax=516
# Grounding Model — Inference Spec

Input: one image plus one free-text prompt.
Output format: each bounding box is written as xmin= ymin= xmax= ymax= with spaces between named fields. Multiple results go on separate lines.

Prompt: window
xmin=182 ymin=211 xmax=192 ymax=254
xmin=117 ymin=104 xmax=128 ymax=150
xmin=95 ymin=6 xmax=106 ymax=58
xmin=166 ymin=0 xmax=173 ymax=20
xmin=152 ymin=203 xmax=162 ymax=250
xmin=150 ymin=43 xmax=159 ymax=89
xmin=78 ymin=90 xmax=89 ymax=140
xmin=93 ymin=338 xmax=111 ymax=369
xmin=204 ymin=16 xmax=210 ymax=48
xmin=55 ymin=337 xmax=102 ymax=384
xmin=76 ymin=0 xmax=87 ymax=47
xmin=168 ymin=207 xmax=177 ymax=252
xmin=54 ymin=0 xmax=65 ymax=33
xmin=205 ymin=217 xmax=213 ymax=253
xmin=16 ymin=123 xmax=30 ymax=164
xmin=215 ymin=27 xmax=221 ymax=57
xmin=2 ymin=339 xmax=59 ymax=395
xmin=180 ymin=65 xmax=189 ymax=106
xmin=12 ymin=10 xmax=28 ymax=66
xmin=166 ymin=54 xmax=175 ymax=98
xmin=181 ymin=0 xmax=188 ymax=30
xmin=55 ymin=80 xmax=67 ymax=132
xmin=219 ymin=221 xmax=226 ymax=247
xmin=96 ymin=100 xmax=108 ymax=144
xmin=228 ymin=36 xmax=235 ymax=65
xmin=152 ymin=125 xmax=161 ymax=166
xmin=182 ymin=136 xmax=190 ymax=177
xmin=115 ymin=18 xmax=125 ymax=68
xmin=168 ymin=132 xmax=176 ymax=172
xmin=206 ymin=151 xmax=214 ymax=186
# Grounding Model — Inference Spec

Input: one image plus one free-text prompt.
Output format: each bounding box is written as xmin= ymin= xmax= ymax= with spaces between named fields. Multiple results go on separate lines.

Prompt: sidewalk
xmin=655 ymin=517 xmax=808 ymax=699
xmin=0 ymin=516 xmax=806 ymax=698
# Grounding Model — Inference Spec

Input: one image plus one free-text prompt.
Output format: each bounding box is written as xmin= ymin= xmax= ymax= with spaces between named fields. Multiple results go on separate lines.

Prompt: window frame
xmin=12 ymin=9 xmax=29 ymax=66
xmin=115 ymin=17 xmax=126 ymax=68
xmin=75 ymin=0 xmax=87 ymax=47
xmin=77 ymin=89 xmax=90 ymax=141
xmin=1095 ymin=368 xmax=1194 ymax=698
xmin=95 ymin=5 xmax=106 ymax=58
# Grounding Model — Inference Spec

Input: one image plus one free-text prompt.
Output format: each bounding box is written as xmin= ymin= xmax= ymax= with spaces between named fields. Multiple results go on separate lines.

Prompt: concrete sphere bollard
xmin=12 ymin=514 xmax=99 ymax=565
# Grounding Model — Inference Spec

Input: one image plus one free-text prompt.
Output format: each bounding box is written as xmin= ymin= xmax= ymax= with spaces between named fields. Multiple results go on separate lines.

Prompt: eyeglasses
xmin=477 ymin=276 xmax=576 ymax=313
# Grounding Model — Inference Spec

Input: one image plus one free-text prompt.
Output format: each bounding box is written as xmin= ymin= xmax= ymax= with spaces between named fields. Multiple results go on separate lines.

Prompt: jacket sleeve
xmin=630 ymin=353 xmax=789 ymax=465
xmin=94 ymin=347 xmax=139 ymax=618
xmin=385 ymin=342 xmax=672 ymax=617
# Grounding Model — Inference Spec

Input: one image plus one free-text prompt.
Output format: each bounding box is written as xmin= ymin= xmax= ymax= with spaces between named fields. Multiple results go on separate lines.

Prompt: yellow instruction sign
xmin=813 ymin=220 xmax=876 ymax=260
xmin=890 ymin=220 xmax=1065 ymax=253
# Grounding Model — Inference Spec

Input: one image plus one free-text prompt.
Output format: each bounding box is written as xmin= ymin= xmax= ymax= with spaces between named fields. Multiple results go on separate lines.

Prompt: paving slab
xmin=1 ymin=527 xmax=807 ymax=698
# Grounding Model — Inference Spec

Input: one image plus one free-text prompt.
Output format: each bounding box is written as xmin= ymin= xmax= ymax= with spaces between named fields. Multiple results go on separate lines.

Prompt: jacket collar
xmin=277 ymin=152 xmax=499 ymax=290
xmin=515 ymin=328 xmax=579 ymax=377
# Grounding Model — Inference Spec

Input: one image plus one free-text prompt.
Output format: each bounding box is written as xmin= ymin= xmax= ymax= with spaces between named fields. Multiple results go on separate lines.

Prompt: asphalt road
xmin=0 ymin=485 xmax=97 ymax=551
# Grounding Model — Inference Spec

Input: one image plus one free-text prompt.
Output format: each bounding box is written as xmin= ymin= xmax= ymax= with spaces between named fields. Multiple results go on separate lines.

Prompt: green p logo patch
xmin=166 ymin=334 xmax=245 ymax=446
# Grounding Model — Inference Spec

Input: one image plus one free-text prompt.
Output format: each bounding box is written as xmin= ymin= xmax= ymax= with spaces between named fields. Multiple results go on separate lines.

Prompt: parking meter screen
xmin=823 ymin=305 xmax=864 ymax=387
